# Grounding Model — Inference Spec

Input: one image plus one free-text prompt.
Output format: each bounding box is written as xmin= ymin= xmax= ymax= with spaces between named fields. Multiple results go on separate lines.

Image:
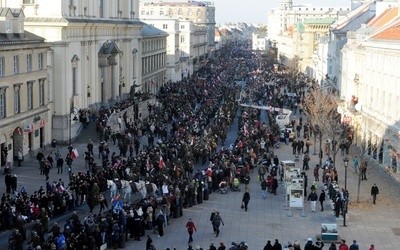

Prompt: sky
xmin=214 ymin=0 xmax=352 ymax=24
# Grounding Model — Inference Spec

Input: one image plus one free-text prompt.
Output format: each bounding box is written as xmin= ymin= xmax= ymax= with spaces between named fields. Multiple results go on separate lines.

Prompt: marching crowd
xmin=1 ymin=40 xmax=378 ymax=250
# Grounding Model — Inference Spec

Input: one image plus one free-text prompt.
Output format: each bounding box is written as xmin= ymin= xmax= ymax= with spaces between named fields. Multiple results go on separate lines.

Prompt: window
xmin=163 ymin=24 xmax=168 ymax=29
xmin=14 ymin=87 xmax=20 ymax=114
xmin=27 ymin=82 xmax=33 ymax=110
xmin=38 ymin=53 xmax=43 ymax=70
xmin=0 ymin=57 xmax=4 ymax=76
xmin=23 ymin=0 xmax=35 ymax=4
xmin=196 ymin=9 xmax=201 ymax=16
xmin=181 ymin=25 xmax=185 ymax=29
xmin=141 ymin=9 xmax=145 ymax=15
xmin=178 ymin=8 xmax=183 ymax=15
xmin=13 ymin=55 xmax=19 ymax=74
xmin=26 ymin=54 xmax=32 ymax=72
xmin=0 ymin=88 xmax=5 ymax=118
xmin=180 ymin=35 xmax=185 ymax=43
xmin=160 ymin=8 xmax=164 ymax=15
xmin=39 ymin=80 xmax=45 ymax=106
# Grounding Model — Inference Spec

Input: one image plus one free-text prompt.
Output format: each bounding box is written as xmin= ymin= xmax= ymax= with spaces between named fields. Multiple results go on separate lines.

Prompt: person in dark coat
xmin=242 ymin=191 xmax=250 ymax=212
xmin=146 ymin=235 xmax=153 ymax=250
xmin=271 ymin=176 xmax=278 ymax=195
xmin=273 ymin=239 xmax=282 ymax=250
xmin=5 ymin=173 xmax=12 ymax=194
xmin=319 ymin=190 xmax=326 ymax=211
xmin=11 ymin=174 xmax=17 ymax=193
xmin=263 ymin=240 xmax=273 ymax=250
xmin=371 ymin=183 xmax=379 ymax=204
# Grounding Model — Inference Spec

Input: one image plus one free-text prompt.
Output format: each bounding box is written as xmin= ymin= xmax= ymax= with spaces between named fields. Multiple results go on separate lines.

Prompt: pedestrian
xmin=271 ymin=176 xmax=278 ymax=195
xmin=242 ymin=191 xmax=250 ymax=212
xmin=146 ymin=235 xmax=153 ymax=250
xmin=87 ymin=139 xmax=94 ymax=156
xmin=273 ymin=239 xmax=282 ymax=250
xmin=371 ymin=183 xmax=379 ymax=204
xmin=349 ymin=240 xmax=359 ymax=250
xmin=57 ymin=156 xmax=64 ymax=174
xmin=156 ymin=212 xmax=164 ymax=238
xmin=304 ymin=238 xmax=314 ymax=250
xmin=186 ymin=218 xmax=197 ymax=244
xmin=218 ymin=242 xmax=226 ymax=250
xmin=44 ymin=160 xmax=51 ymax=181
xmin=329 ymin=242 xmax=337 ymax=250
xmin=209 ymin=210 xmax=217 ymax=234
xmin=315 ymin=238 xmax=324 ymax=250
xmin=353 ymin=156 xmax=358 ymax=173
xmin=17 ymin=148 xmax=23 ymax=166
xmin=261 ymin=178 xmax=268 ymax=199
xmin=244 ymin=173 xmax=250 ymax=192
xmin=361 ymin=161 xmax=368 ymax=180
xmin=313 ymin=165 xmax=319 ymax=181
xmin=11 ymin=174 xmax=17 ymax=193
xmin=263 ymin=240 xmax=273 ymax=250
xmin=319 ymin=190 xmax=326 ymax=211
xmin=5 ymin=173 xmax=12 ymax=193
xmin=369 ymin=244 xmax=375 ymax=250
xmin=212 ymin=212 xmax=224 ymax=237
xmin=209 ymin=242 xmax=217 ymax=250
xmin=308 ymin=190 xmax=318 ymax=212
xmin=338 ymin=239 xmax=348 ymax=250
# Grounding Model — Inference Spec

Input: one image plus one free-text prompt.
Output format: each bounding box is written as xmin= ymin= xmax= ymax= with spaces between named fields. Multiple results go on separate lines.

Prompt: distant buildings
xmin=267 ymin=0 xmax=400 ymax=171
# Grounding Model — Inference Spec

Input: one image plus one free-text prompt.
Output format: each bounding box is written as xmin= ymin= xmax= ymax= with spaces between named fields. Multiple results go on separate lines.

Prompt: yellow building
xmin=0 ymin=8 xmax=51 ymax=166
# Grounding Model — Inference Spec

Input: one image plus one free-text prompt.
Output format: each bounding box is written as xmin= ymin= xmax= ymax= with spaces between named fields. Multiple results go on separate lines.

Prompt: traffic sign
xmin=113 ymin=201 xmax=124 ymax=213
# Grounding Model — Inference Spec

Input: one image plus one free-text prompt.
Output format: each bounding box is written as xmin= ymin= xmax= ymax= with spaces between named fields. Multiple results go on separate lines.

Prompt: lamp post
xmin=343 ymin=157 xmax=349 ymax=227
xmin=69 ymin=107 xmax=79 ymax=146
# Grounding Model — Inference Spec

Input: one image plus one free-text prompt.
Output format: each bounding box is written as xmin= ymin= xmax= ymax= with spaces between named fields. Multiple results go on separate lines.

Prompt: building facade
xmin=140 ymin=24 xmax=168 ymax=94
xmin=2 ymin=0 xmax=144 ymax=143
xmin=139 ymin=0 xmax=215 ymax=52
xmin=0 ymin=8 xmax=51 ymax=166
xmin=339 ymin=3 xmax=400 ymax=171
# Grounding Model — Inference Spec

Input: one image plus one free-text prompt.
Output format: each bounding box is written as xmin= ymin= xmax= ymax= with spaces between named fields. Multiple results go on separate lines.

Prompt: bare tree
xmin=302 ymin=89 xmax=345 ymax=167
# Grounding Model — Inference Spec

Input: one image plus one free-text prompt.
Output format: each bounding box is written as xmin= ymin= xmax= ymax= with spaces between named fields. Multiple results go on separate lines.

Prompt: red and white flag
xmin=71 ymin=148 xmax=79 ymax=158
xmin=243 ymin=124 xmax=249 ymax=136
xmin=159 ymin=156 xmax=165 ymax=169
xmin=111 ymin=194 xmax=120 ymax=203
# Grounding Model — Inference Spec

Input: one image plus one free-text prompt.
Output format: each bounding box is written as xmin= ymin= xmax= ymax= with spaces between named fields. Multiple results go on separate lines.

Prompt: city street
xmin=0 ymin=107 xmax=400 ymax=249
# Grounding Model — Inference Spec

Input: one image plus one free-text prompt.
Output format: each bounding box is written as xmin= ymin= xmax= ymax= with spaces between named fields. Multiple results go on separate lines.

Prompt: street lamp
xmin=343 ymin=157 xmax=349 ymax=227
xmin=69 ymin=107 xmax=79 ymax=145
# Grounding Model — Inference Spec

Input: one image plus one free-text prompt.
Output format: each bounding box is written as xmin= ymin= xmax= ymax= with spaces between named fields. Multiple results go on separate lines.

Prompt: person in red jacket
xmin=339 ymin=239 xmax=349 ymax=250
xmin=186 ymin=218 xmax=197 ymax=244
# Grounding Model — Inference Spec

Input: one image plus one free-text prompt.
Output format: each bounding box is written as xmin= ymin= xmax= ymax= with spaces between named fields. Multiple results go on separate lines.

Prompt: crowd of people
xmin=0 ymin=40 xmax=379 ymax=250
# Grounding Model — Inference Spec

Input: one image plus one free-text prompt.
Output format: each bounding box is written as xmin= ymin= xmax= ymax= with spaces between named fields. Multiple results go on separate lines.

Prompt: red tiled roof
xmin=372 ymin=21 xmax=400 ymax=40
xmin=367 ymin=7 xmax=398 ymax=28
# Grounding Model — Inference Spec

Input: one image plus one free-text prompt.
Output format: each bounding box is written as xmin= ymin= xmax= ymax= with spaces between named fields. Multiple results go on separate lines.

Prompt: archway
xmin=12 ymin=127 xmax=24 ymax=162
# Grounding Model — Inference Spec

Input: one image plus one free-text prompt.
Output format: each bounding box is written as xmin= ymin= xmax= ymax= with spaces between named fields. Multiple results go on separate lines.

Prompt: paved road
xmin=1 ymin=107 xmax=400 ymax=249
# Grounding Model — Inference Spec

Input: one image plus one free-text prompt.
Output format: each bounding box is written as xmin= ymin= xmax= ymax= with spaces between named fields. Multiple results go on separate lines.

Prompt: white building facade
xmin=339 ymin=3 xmax=400 ymax=171
xmin=2 ymin=0 xmax=144 ymax=142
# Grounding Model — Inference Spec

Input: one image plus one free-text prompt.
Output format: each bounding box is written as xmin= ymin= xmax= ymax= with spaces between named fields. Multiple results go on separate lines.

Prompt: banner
xmin=289 ymin=188 xmax=304 ymax=208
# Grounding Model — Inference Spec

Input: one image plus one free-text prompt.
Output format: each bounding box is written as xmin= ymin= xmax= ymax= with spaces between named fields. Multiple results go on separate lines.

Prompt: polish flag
xmin=71 ymin=148 xmax=79 ymax=159
xmin=159 ymin=156 xmax=165 ymax=169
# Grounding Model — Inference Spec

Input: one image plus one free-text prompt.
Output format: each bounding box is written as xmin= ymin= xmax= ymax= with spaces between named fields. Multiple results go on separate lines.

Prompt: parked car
xmin=280 ymin=127 xmax=296 ymax=141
